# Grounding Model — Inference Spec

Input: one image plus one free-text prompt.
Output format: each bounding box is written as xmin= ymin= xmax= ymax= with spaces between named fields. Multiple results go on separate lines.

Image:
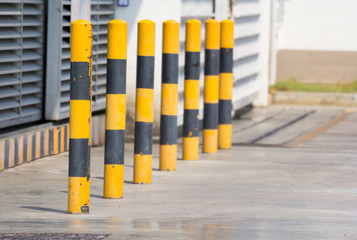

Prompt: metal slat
xmin=23 ymin=16 xmax=43 ymax=26
xmin=23 ymin=27 xmax=43 ymax=38
xmin=21 ymin=105 xmax=41 ymax=117
xmin=0 ymin=15 xmax=21 ymax=27
xmin=0 ymin=39 xmax=21 ymax=50
xmin=0 ymin=109 xmax=20 ymax=122
xmin=0 ymin=86 xmax=19 ymax=99
xmin=0 ymin=28 xmax=21 ymax=39
xmin=22 ymin=38 xmax=42 ymax=49
xmin=0 ymin=63 xmax=20 ymax=75
xmin=0 ymin=98 xmax=19 ymax=111
xmin=0 ymin=74 xmax=19 ymax=87
xmin=22 ymin=49 xmax=41 ymax=61
xmin=0 ymin=51 xmax=20 ymax=63
xmin=22 ymin=83 xmax=42 ymax=95
xmin=22 ymin=61 xmax=42 ymax=72
xmin=21 ymin=95 xmax=41 ymax=107
xmin=22 ymin=72 xmax=41 ymax=83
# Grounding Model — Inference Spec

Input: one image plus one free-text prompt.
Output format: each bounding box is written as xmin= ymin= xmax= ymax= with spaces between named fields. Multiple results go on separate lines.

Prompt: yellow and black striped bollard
xmin=134 ymin=20 xmax=155 ymax=184
xmin=183 ymin=19 xmax=201 ymax=161
xmin=68 ymin=20 xmax=92 ymax=214
xmin=203 ymin=19 xmax=220 ymax=153
xmin=160 ymin=20 xmax=179 ymax=171
xmin=218 ymin=19 xmax=234 ymax=149
xmin=104 ymin=20 xmax=127 ymax=198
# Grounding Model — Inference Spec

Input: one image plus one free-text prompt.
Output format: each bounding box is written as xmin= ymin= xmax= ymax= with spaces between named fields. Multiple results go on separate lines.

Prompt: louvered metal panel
xmin=232 ymin=0 xmax=263 ymax=109
xmin=91 ymin=0 xmax=114 ymax=110
xmin=45 ymin=0 xmax=114 ymax=120
xmin=178 ymin=0 xmax=215 ymax=125
xmin=0 ymin=0 xmax=44 ymax=129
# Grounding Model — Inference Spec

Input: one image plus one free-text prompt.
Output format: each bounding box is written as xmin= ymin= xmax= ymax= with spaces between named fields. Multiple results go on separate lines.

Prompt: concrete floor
xmin=0 ymin=106 xmax=356 ymax=239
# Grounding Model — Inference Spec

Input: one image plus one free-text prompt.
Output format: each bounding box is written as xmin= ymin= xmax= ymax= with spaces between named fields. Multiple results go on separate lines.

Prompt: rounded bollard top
xmin=108 ymin=19 xmax=127 ymax=25
xmin=71 ymin=19 xmax=92 ymax=63
xmin=108 ymin=19 xmax=127 ymax=60
xmin=137 ymin=20 xmax=155 ymax=56
xmin=206 ymin=18 xmax=219 ymax=24
xmin=220 ymin=19 xmax=234 ymax=49
xmin=138 ymin=19 xmax=155 ymax=25
xmin=185 ymin=19 xmax=201 ymax=52
xmin=71 ymin=19 xmax=92 ymax=26
xmin=221 ymin=18 xmax=234 ymax=24
xmin=205 ymin=19 xmax=220 ymax=50
xmin=164 ymin=19 xmax=179 ymax=24
xmin=186 ymin=19 xmax=201 ymax=24
xmin=163 ymin=20 xmax=179 ymax=54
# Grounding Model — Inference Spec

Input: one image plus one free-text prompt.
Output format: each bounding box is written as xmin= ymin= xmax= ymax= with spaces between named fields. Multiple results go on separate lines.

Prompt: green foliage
xmin=270 ymin=79 xmax=357 ymax=93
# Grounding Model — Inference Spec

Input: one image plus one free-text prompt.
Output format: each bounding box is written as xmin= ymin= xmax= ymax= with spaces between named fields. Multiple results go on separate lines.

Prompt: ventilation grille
xmin=233 ymin=0 xmax=262 ymax=108
xmin=59 ymin=0 xmax=71 ymax=114
xmin=178 ymin=0 xmax=215 ymax=125
xmin=91 ymin=0 xmax=114 ymax=110
xmin=46 ymin=0 xmax=114 ymax=120
xmin=0 ymin=0 xmax=44 ymax=129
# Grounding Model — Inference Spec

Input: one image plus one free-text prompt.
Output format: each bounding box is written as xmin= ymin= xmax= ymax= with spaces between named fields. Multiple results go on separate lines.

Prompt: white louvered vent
xmin=178 ymin=0 xmax=215 ymax=125
xmin=91 ymin=0 xmax=114 ymax=111
xmin=0 ymin=0 xmax=44 ymax=129
xmin=232 ymin=0 xmax=262 ymax=108
xmin=45 ymin=0 xmax=114 ymax=120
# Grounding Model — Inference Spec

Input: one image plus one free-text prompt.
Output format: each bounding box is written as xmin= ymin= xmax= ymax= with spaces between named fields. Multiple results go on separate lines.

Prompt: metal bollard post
xmin=68 ymin=20 xmax=92 ymax=214
xmin=182 ymin=19 xmax=201 ymax=161
xmin=159 ymin=20 xmax=179 ymax=171
xmin=104 ymin=20 xmax=127 ymax=198
xmin=134 ymin=20 xmax=155 ymax=184
xmin=203 ymin=19 xmax=220 ymax=153
xmin=218 ymin=19 xmax=234 ymax=149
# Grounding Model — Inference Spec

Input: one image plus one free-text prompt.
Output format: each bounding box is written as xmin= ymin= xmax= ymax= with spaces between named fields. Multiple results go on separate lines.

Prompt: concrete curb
xmin=271 ymin=91 xmax=357 ymax=106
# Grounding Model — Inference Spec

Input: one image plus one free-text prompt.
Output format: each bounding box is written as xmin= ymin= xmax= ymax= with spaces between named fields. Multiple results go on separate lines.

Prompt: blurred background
xmin=0 ymin=0 xmax=356 ymax=133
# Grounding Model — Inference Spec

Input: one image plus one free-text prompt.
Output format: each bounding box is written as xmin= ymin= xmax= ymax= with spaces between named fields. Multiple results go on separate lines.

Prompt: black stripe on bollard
xmin=160 ymin=115 xmax=177 ymax=145
xmin=203 ymin=103 xmax=219 ymax=129
xmin=219 ymin=48 xmax=233 ymax=73
xmin=204 ymin=49 xmax=220 ymax=76
xmin=104 ymin=130 xmax=125 ymax=165
xmin=69 ymin=139 xmax=90 ymax=177
xmin=106 ymin=59 xmax=127 ymax=94
xmin=184 ymin=52 xmax=200 ymax=80
xmin=183 ymin=109 xmax=200 ymax=137
xmin=136 ymin=56 xmax=155 ymax=88
xmin=162 ymin=54 xmax=179 ymax=84
xmin=219 ymin=100 xmax=232 ymax=125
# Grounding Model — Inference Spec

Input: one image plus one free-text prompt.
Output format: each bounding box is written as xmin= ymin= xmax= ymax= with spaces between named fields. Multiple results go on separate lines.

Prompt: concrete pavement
xmin=0 ymin=106 xmax=356 ymax=239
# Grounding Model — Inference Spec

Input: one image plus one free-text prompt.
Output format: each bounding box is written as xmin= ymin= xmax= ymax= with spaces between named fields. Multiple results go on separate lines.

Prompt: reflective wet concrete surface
xmin=0 ymin=106 xmax=356 ymax=239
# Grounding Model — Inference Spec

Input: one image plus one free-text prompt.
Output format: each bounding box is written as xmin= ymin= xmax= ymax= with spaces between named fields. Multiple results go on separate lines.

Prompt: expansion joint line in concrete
xmin=288 ymin=109 xmax=356 ymax=147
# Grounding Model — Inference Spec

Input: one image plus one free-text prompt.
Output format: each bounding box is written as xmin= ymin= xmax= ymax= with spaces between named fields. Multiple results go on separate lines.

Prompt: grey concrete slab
xmin=259 ymin=109 xmax=342 ymax=145
xmin=232 ymin=109 xmax=311 ymax=144
xmin=1 ymin=144 xmax=357 ymax=239
xmin=325 ymin=121 xmax=357 ymax=135
xmin=303 ymin=134 xmax=357 ymax=150
xmin=344 ymin=111 xmax=357 ymax=121
xmin=1 ymin=106 xmax=357 ymax=239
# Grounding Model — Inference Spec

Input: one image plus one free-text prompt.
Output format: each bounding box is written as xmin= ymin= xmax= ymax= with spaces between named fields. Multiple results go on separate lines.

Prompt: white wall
xmin=277 ymin=0 xmax=357 ymax=52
